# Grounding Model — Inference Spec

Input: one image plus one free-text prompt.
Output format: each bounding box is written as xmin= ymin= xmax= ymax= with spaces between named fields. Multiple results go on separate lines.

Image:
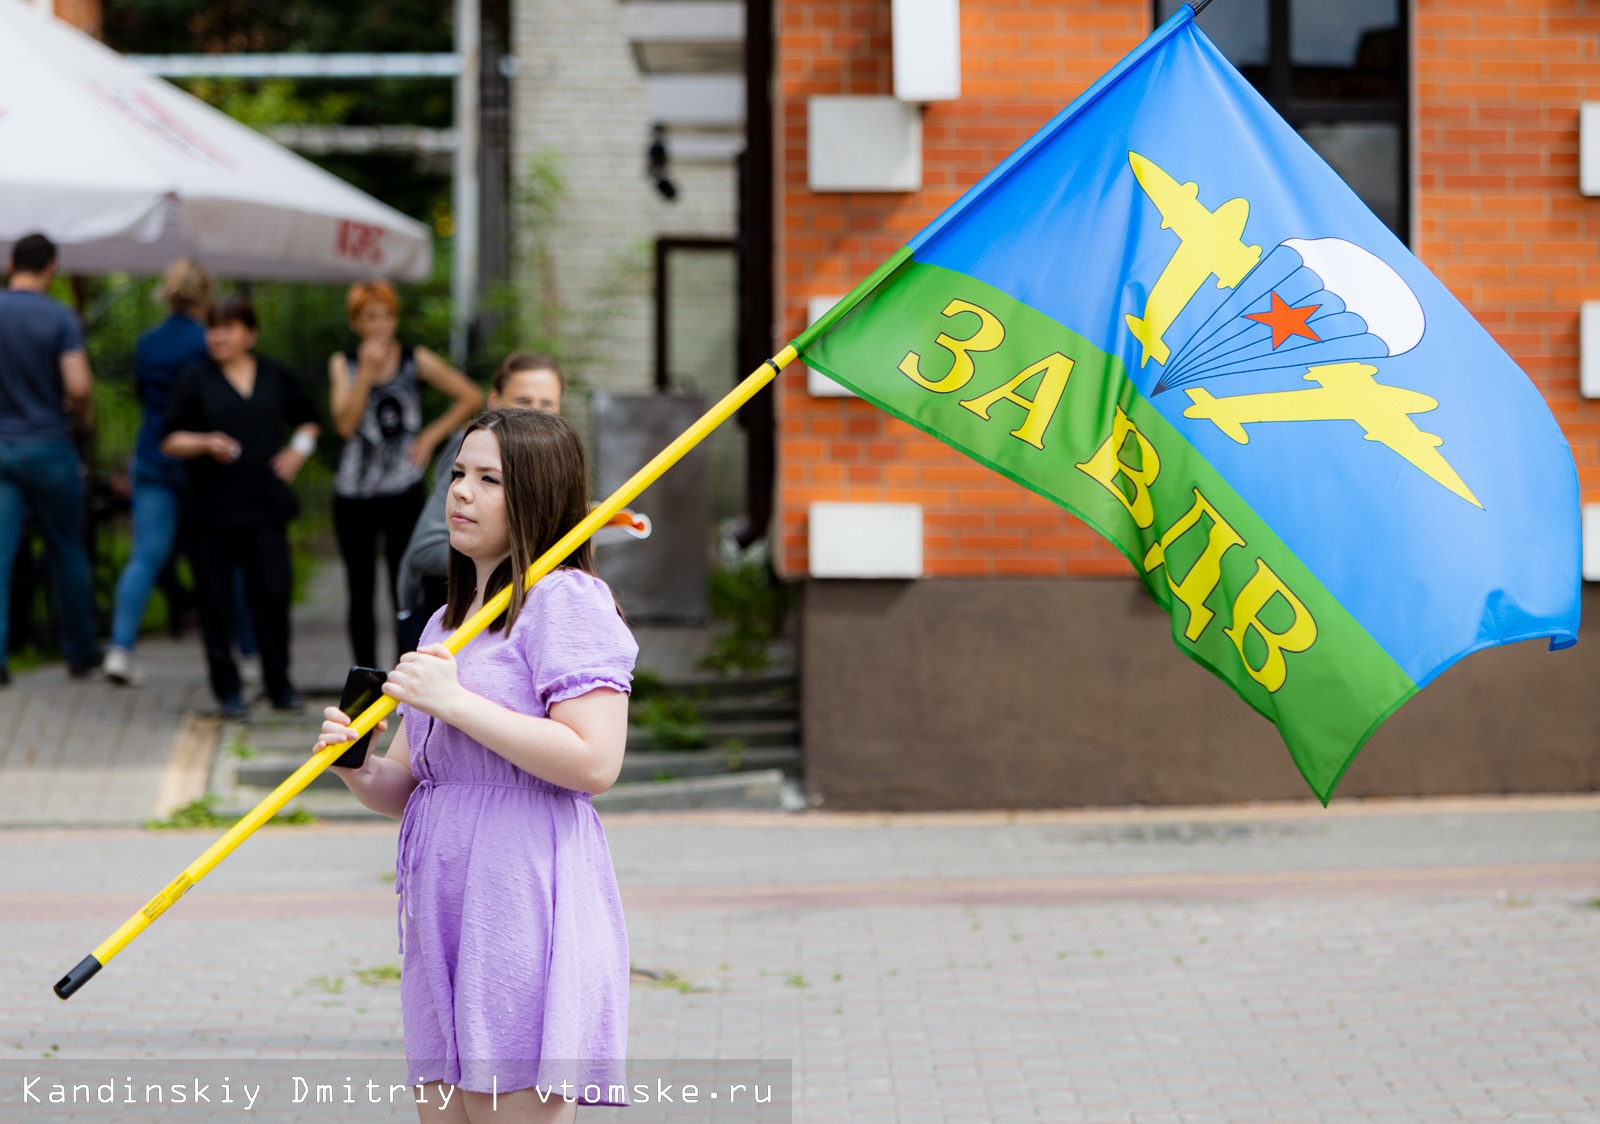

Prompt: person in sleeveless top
xmin=316 ymin=408 xmax=635 ymax=1122
xmin=329 ymin=280 xmax=482 ymax=669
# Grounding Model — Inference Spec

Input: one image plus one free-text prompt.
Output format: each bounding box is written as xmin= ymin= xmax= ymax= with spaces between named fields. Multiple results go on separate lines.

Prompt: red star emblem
xmin=1244 ymin=291 xmax=1322 ymax=348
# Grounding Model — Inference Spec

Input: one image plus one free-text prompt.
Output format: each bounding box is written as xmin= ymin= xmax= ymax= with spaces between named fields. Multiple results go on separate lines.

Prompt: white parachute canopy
xmin=0 ymin=0 xmax=431 ymax=281
xmin=1155 ymin=236 xmax=1426 ymax=394
xmin=1281 ymin=237 xmax=1424 ymax=356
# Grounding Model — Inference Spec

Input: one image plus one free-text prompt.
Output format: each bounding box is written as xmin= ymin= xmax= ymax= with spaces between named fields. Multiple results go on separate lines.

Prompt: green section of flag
xmin=800 ymin=258 xmax=1416 ymax=801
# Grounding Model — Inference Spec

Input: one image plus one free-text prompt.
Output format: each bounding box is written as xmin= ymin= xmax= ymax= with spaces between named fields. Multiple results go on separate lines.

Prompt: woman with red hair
xmin=329 ymin=280 xmax=482 ymax=668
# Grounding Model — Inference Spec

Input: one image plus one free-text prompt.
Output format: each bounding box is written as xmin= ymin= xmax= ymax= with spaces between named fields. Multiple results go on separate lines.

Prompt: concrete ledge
xmin=801 ymin=578 xmax=1600 ymax=810
xmin=593 ymin=769 xmax=800 ymax=812
xmin=617 ymin=747 xmax=800 ymax=782
xmin=154 ymin=712 xmax=219 ymax=818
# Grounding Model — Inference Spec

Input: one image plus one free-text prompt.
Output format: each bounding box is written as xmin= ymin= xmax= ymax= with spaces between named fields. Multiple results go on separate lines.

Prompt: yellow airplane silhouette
xmin=1125 ymin=152 xmax=1262 ymax=368
xmin=1182 ymin=361 xmax=1481 ymax=508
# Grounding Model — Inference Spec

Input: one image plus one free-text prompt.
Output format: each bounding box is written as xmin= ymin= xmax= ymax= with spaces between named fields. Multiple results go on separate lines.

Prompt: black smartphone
xmin=334 ymin=666 xmax=389 ymax=769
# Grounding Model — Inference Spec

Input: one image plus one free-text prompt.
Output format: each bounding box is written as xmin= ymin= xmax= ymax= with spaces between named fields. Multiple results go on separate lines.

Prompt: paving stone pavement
xmin=0 ymin=561 xmax=357 ymax=829
xmin=2 ymin=802 xmax=1598 ymax=1122
xmin=0 ymin=560 xmax=744 ymax=828
xmin=0 ymin=641 xmax=205 ymax=827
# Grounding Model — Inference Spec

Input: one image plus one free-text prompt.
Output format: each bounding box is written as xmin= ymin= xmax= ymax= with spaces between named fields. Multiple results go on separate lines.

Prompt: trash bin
xmin=591 ymin=391 xmax=710 ymax=622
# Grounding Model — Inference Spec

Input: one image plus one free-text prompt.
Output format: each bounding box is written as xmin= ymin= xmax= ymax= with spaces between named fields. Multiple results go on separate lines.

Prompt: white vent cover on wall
xmin=803 ymin=294 xmax=856 ymax=397
xmin=1582 ymin=102 xmax=1600 ymax=196
xmin=809 ymin=502 xmax=924 ymax=578
xmin=807 ymin=96 xmax=923 ymax=192
xmin=892 ymin=0 xmax=961 ymax=102
xmin=1584 ymin=504 xmax=1600 ymax=582
xmin=1582 ymin=301 xmax=1600 ymax=399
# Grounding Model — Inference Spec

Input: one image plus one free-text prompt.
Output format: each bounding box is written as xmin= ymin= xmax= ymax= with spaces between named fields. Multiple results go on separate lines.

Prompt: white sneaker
xmin=103 ymin=646 xmax=141 ymax=687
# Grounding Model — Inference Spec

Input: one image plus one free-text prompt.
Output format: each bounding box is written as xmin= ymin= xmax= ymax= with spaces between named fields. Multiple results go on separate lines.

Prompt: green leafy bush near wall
xmin=631 ymin=694 xmax=709 ymax=751
xmin=700 ymin=559 xmax=785 ymax=675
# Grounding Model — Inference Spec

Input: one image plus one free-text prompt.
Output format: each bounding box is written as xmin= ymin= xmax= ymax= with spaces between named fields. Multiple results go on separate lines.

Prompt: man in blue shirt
xmin=0 ymin=233 xmax=100 ymax=683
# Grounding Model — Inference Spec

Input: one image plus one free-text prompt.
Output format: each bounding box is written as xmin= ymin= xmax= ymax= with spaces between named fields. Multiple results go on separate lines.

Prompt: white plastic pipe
xmin=451 ymin=0 xmax=481 ymax=364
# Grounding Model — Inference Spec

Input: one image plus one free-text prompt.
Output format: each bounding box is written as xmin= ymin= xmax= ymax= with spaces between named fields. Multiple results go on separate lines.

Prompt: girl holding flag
xmin=315 ymin=407 xmax=636 ymax=1122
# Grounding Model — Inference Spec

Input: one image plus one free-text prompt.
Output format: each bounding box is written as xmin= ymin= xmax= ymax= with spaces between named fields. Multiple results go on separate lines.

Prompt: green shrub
xmin=632 ymin=694 xmax=708 ymax=751
xmin=144 ymin=795 xmax=316 ymax=830
xmin=700 ymin=559 xmax=784 ymax=674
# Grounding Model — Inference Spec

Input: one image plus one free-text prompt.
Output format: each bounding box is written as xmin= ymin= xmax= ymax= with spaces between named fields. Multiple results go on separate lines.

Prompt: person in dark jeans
xmin=104 ymin=258 xmax=211 ymax=687
xmin=103 ymin=260 xmax=261 ymax=688
xmin=327 ymin=280 xmax=481 ymax=669
xmin=0 ymin=233 xmax=99 ymax=684
xmin=160 ymin=297 xmax=319 ymax=719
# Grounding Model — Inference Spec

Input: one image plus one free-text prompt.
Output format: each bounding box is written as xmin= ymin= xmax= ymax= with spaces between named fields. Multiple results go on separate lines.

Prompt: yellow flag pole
xmin=54 ymin=344 xmax=799 ymax=1000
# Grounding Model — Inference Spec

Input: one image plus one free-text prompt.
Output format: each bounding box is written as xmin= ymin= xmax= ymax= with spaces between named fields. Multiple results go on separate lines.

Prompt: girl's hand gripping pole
xmin=54 ymin=345 xmax=798 ymax=1000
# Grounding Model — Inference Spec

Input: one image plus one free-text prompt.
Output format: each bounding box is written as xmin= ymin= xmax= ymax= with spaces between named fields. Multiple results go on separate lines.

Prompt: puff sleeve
xmin=517 ymin=569 xmax=638 ymax=715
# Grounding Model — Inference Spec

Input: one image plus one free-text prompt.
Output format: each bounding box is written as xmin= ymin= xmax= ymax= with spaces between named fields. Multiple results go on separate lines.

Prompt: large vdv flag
xmin=795 ymin=5 xmax=1580 ymax=802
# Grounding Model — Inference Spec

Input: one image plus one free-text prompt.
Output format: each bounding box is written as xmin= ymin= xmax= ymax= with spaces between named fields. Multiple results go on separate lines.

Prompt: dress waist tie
xmin=394 ymin=776 xmax=586 ymax=954
xmin=394 ymin=778 xmax=433 ymax=956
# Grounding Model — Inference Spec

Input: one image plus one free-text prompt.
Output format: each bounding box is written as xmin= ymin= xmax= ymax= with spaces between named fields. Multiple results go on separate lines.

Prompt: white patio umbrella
xmin=0 ymin=0 xmax=432 ymax=281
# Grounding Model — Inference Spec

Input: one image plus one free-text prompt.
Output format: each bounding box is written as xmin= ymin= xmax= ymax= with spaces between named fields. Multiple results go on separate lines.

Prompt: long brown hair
xmin=443 ymin=408 xmax=595 ymax=633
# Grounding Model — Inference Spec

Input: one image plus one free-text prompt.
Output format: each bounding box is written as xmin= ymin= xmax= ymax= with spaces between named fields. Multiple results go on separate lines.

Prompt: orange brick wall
xmin=1414 ymin=0 xmax=1600 ymax=500
xmin=774 ymin=0 xmax=1147 ymax=579
xmin=775 ymin=0 xmax=1600 ymax=578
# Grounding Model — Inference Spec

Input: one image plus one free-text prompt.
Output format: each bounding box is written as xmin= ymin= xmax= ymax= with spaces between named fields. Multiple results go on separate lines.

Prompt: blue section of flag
xmin=910 ymin=8 xmax=1579 ymax=684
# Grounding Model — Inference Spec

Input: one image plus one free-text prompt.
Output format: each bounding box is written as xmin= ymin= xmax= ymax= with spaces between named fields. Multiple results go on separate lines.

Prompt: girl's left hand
xmin=383 ymin=643 xmax=465 ymax=719
xmin=314 ymin=705 xmax=389 ymax=753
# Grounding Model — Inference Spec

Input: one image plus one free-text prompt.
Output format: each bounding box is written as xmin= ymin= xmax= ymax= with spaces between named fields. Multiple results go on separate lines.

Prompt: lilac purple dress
xmin=393 ymin=568 xmax=637 ymax=1100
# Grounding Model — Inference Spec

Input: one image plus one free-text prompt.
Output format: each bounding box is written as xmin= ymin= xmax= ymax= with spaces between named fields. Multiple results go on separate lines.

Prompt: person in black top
xmin=161 ymin=296 xmax=320 ymax=719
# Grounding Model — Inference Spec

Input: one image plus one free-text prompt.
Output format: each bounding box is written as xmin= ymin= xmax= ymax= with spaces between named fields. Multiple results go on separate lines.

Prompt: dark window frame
xmin=1161 ymin=0 xmax=1411 ymax=243
xmin=654 ymin=237 xmax=739 ymax=393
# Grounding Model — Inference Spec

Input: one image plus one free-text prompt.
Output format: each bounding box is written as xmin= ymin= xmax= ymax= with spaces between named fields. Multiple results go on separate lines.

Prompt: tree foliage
xmin=101 ymin=1 xmax=458 ymax=217
xmin=103 ymin=0 xmax=452 ymax=56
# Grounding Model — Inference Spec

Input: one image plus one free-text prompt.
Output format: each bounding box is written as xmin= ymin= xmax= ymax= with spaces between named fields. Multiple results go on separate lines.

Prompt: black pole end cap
xmin=55 ymin=955 xmax=102 ymax=1000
